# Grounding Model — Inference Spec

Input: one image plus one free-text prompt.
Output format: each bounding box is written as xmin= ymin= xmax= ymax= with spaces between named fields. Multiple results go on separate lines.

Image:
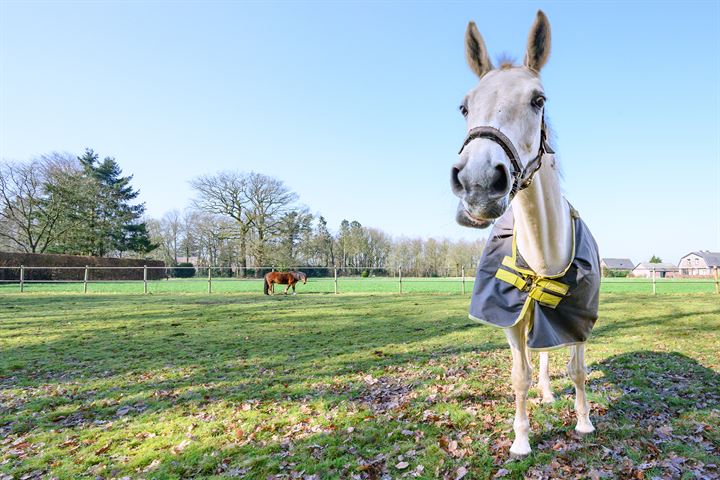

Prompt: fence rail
xmin=0 ymin=265 xmax=720 ymax=295
xmin=0 ymin=265 xmax=718 ymax=295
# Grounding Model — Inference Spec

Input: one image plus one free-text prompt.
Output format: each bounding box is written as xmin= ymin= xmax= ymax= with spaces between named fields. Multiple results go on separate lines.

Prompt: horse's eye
xmin=459 ymin=104 xmax=469 ymax=117
xmin=532 ymin=95 xmax=546 ymax=109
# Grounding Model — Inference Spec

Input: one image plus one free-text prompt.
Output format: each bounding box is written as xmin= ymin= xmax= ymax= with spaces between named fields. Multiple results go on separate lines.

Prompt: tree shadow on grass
xmin=591 ymin=308 xmax=720 ymax=338
xmin=0 ymin=293 xmax=507 ymax=441
xmin=96 ymin=350 xmax=719 ymax=480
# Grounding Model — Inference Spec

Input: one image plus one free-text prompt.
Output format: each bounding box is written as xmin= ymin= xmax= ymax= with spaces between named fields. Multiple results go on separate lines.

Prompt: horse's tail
xmin=263 ymin=275 xmax=270 ymax=295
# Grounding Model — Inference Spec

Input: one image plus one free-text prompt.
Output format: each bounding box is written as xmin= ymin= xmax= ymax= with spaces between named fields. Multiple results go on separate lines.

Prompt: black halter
xmin=458 ymin=116 xmax=554 ymax=198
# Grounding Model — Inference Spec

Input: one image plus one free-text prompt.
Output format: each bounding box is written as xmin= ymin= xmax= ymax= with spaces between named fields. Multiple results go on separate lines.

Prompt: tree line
xmin=1 ymin=153 xmax=485 ymax=276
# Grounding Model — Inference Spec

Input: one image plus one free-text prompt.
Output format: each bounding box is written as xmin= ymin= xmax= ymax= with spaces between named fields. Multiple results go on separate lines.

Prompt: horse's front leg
xmin=504 ymin=322 xmax=533 ymax=456
xmin=568 ymin=343 xmax=594 ymax=433
xmin=284 ymin=283 xmax=290 ymax=294
xmin=538 ymin=351 xmax=555 ymax=403
xmin=292 ymin=283 xmax=296 ymax=295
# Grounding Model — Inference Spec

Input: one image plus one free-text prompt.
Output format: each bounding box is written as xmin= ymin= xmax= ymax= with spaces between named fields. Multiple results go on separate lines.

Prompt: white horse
xmin=451 ymin=11 xmax=599 ymax=456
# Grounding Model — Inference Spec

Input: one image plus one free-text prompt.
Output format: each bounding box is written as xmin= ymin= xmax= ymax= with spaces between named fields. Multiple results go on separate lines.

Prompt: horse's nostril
xmin=489 ymin=165 xmax=510 ymax=197
xmin=451 ymin=165 xmax=464 ymax=195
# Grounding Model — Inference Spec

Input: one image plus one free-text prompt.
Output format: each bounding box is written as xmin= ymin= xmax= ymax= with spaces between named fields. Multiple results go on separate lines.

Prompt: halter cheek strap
xmin=458 ymin=116 xmax=554 ymax=198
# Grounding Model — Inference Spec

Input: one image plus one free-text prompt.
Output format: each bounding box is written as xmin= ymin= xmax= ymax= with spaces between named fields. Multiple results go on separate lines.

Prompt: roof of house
xmin=633 ymin=262 xmax=678 ymax=271
xmin=601 ymin=258 xmax=634 ymax=269
xmin=681 ymin=251 xmax=720 ymax=267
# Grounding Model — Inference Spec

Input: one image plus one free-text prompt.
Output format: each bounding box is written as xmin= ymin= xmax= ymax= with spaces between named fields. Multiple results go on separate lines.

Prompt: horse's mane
xmin=542 ymin=117 xmax=562 ymax=181
xmin=496 ymin=53 xmax=516 ymax=69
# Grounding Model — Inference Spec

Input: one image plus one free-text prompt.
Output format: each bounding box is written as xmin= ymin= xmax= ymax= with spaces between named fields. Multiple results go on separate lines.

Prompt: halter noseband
xmin=457 ymin=116 xmax=554 ymax=198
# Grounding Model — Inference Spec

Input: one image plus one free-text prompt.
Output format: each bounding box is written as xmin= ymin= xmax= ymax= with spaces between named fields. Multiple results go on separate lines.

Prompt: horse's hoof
xmin=541 ymin=394 xmax=555 ymax=404
xmin=292 ymin=293 xmax=296 ymax=296
xmin=509 ymin=447 xmax=531 ymax=457
xmin=509 ymin=440 xmax=531 ymax=457
xmin=575 ymin=423 xmax=595 ymax=434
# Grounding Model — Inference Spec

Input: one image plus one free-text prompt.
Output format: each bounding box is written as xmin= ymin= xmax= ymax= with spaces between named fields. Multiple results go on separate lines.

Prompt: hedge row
xmin=0 ymin=252 xmax=165 ymax=281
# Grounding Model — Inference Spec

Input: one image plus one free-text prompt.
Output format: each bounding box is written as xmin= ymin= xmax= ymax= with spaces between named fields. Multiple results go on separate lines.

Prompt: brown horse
xmin=264 ymin=271 xmax=307 ymax=295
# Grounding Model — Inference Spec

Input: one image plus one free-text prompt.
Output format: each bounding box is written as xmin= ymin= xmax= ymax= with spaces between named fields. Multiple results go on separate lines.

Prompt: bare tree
xmin=190 ymin=171 xmax=297 ymax=269
xmin=190 ymin=172 xmax=254 ymax=271
xmin=0 ymin=154 xmax=82 ymax=253
xmin=180 ymin=209 xmax=200 ymax=263
xmin=146 ymin=210 xmax=184 ymax=264
xmin=244 ymin=172 xmax=297 ymax=266
xmin=161 ymin=210 xmax=182 ymax=264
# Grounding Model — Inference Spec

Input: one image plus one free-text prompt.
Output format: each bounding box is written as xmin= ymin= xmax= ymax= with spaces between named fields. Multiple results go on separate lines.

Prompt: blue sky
xmin=1 ymin=1 xmax=718 ymax=264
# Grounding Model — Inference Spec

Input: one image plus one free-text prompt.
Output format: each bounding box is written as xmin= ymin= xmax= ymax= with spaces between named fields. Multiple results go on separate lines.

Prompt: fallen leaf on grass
xmin=59 ymin=439 xmax=77 ymax=449
xmin=94 ymin=441 xmax=112 ymax=455
xmin=396 ymin=461 xmax=409 ymax=469
xmin=171 ymin=439 xmax=191 ymax=455
xmin=142 ymin=459 xmax=161 ymax=472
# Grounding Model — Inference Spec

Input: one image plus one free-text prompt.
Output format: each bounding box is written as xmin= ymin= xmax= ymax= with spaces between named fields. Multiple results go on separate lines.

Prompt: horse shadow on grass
xmin=528 ymin=350 xmax=719 ymax=478
xmin=592 ymin=350 xmax=719 ymax=428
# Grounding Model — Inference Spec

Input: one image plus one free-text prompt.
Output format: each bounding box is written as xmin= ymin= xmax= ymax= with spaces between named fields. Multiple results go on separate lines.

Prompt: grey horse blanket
xmin=469 ymin=204 xmax=600 ymax=350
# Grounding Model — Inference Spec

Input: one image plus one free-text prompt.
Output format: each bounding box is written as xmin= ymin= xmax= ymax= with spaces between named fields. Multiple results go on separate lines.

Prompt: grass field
xmin=1 ymin=276 xmax=717 ymax=295
xmin=1 ymin=291 xmax=719 ymax=479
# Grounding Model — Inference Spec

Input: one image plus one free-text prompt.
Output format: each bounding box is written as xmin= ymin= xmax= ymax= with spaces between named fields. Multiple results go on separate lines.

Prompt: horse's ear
xmin=524 ymin=10 xmax=551 ymax=73
xmin=465 ymin=21 xmax=493 ymax=78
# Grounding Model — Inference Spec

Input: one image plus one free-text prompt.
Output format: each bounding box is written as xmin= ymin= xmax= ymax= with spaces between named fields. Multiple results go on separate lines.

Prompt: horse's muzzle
xmin=455 ymin=201 xmax=495 ymax=229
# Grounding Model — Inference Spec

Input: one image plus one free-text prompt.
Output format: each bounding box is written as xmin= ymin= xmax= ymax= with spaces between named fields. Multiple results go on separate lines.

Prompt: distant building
xmin=600 ymin=258 xmax=634 ymax=276
xmin=631 ymin=262 xmax=678 ymax=279
xmin=678 ymin=251 xmax=720 ymax=277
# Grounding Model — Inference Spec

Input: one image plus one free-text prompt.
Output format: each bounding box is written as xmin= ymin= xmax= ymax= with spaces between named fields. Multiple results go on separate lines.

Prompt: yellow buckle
xmin=535 ymin=278 xmax=569 ymax=296
xmin=528 ymin=287 xmax=563 ymax=308
xmin=496 ymin=257 xmax=568 ymax=309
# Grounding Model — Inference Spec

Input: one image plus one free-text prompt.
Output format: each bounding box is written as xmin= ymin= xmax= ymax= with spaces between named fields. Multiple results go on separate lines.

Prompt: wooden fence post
xmin=208 ymin=267 xmax=212 ymax=294
xmin=143 ymin=265 xmax=148 ymax=295
xmin=714 ymin=266 xmax=719 ymax=295
xmin=652 ymin=268 xmax=656 ymax=295
xmin=19 ymin=265 xmax=24 ymax=293
xmin=334 ymin=267 xmax=338 ymax=294
xmin=398 ymin=267 xmax=403 ymax=295
xmin=83 ymin=265 xmax=89 ymax=294
xmin=461 ymin=265 xmax=466 ymax=295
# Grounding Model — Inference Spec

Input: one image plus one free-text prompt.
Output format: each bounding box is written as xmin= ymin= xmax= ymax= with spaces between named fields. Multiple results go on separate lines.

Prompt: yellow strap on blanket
xmin=495 ymin=256 xmax=568 ymax=309
xmin=495 ymin=268 xmax=528 ymax=291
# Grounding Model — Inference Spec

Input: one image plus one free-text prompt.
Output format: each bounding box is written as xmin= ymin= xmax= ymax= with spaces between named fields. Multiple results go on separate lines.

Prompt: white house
xmin=631 ymin=262 xmax=678 ymax=278
xmin=678 ymin=251 xmax=720 ymax=277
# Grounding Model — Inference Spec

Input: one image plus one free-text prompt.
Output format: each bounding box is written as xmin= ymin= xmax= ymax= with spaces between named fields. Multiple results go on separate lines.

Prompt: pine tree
xmin=62 ymin=149 xmax=156 ymax=256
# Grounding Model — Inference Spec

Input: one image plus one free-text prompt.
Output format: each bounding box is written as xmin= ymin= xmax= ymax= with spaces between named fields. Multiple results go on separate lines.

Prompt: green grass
xmin=1 ymin=276 xmax=716 ymax=295
xmin=1 ymin=292 xmax=718 ymax=479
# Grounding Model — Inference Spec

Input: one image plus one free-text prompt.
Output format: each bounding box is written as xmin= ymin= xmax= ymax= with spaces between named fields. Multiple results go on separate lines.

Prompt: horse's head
xmin=295 ymin=272 xmax=307 ymax=284
xmin=451 ymin=10 xmax=552 ymax=229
